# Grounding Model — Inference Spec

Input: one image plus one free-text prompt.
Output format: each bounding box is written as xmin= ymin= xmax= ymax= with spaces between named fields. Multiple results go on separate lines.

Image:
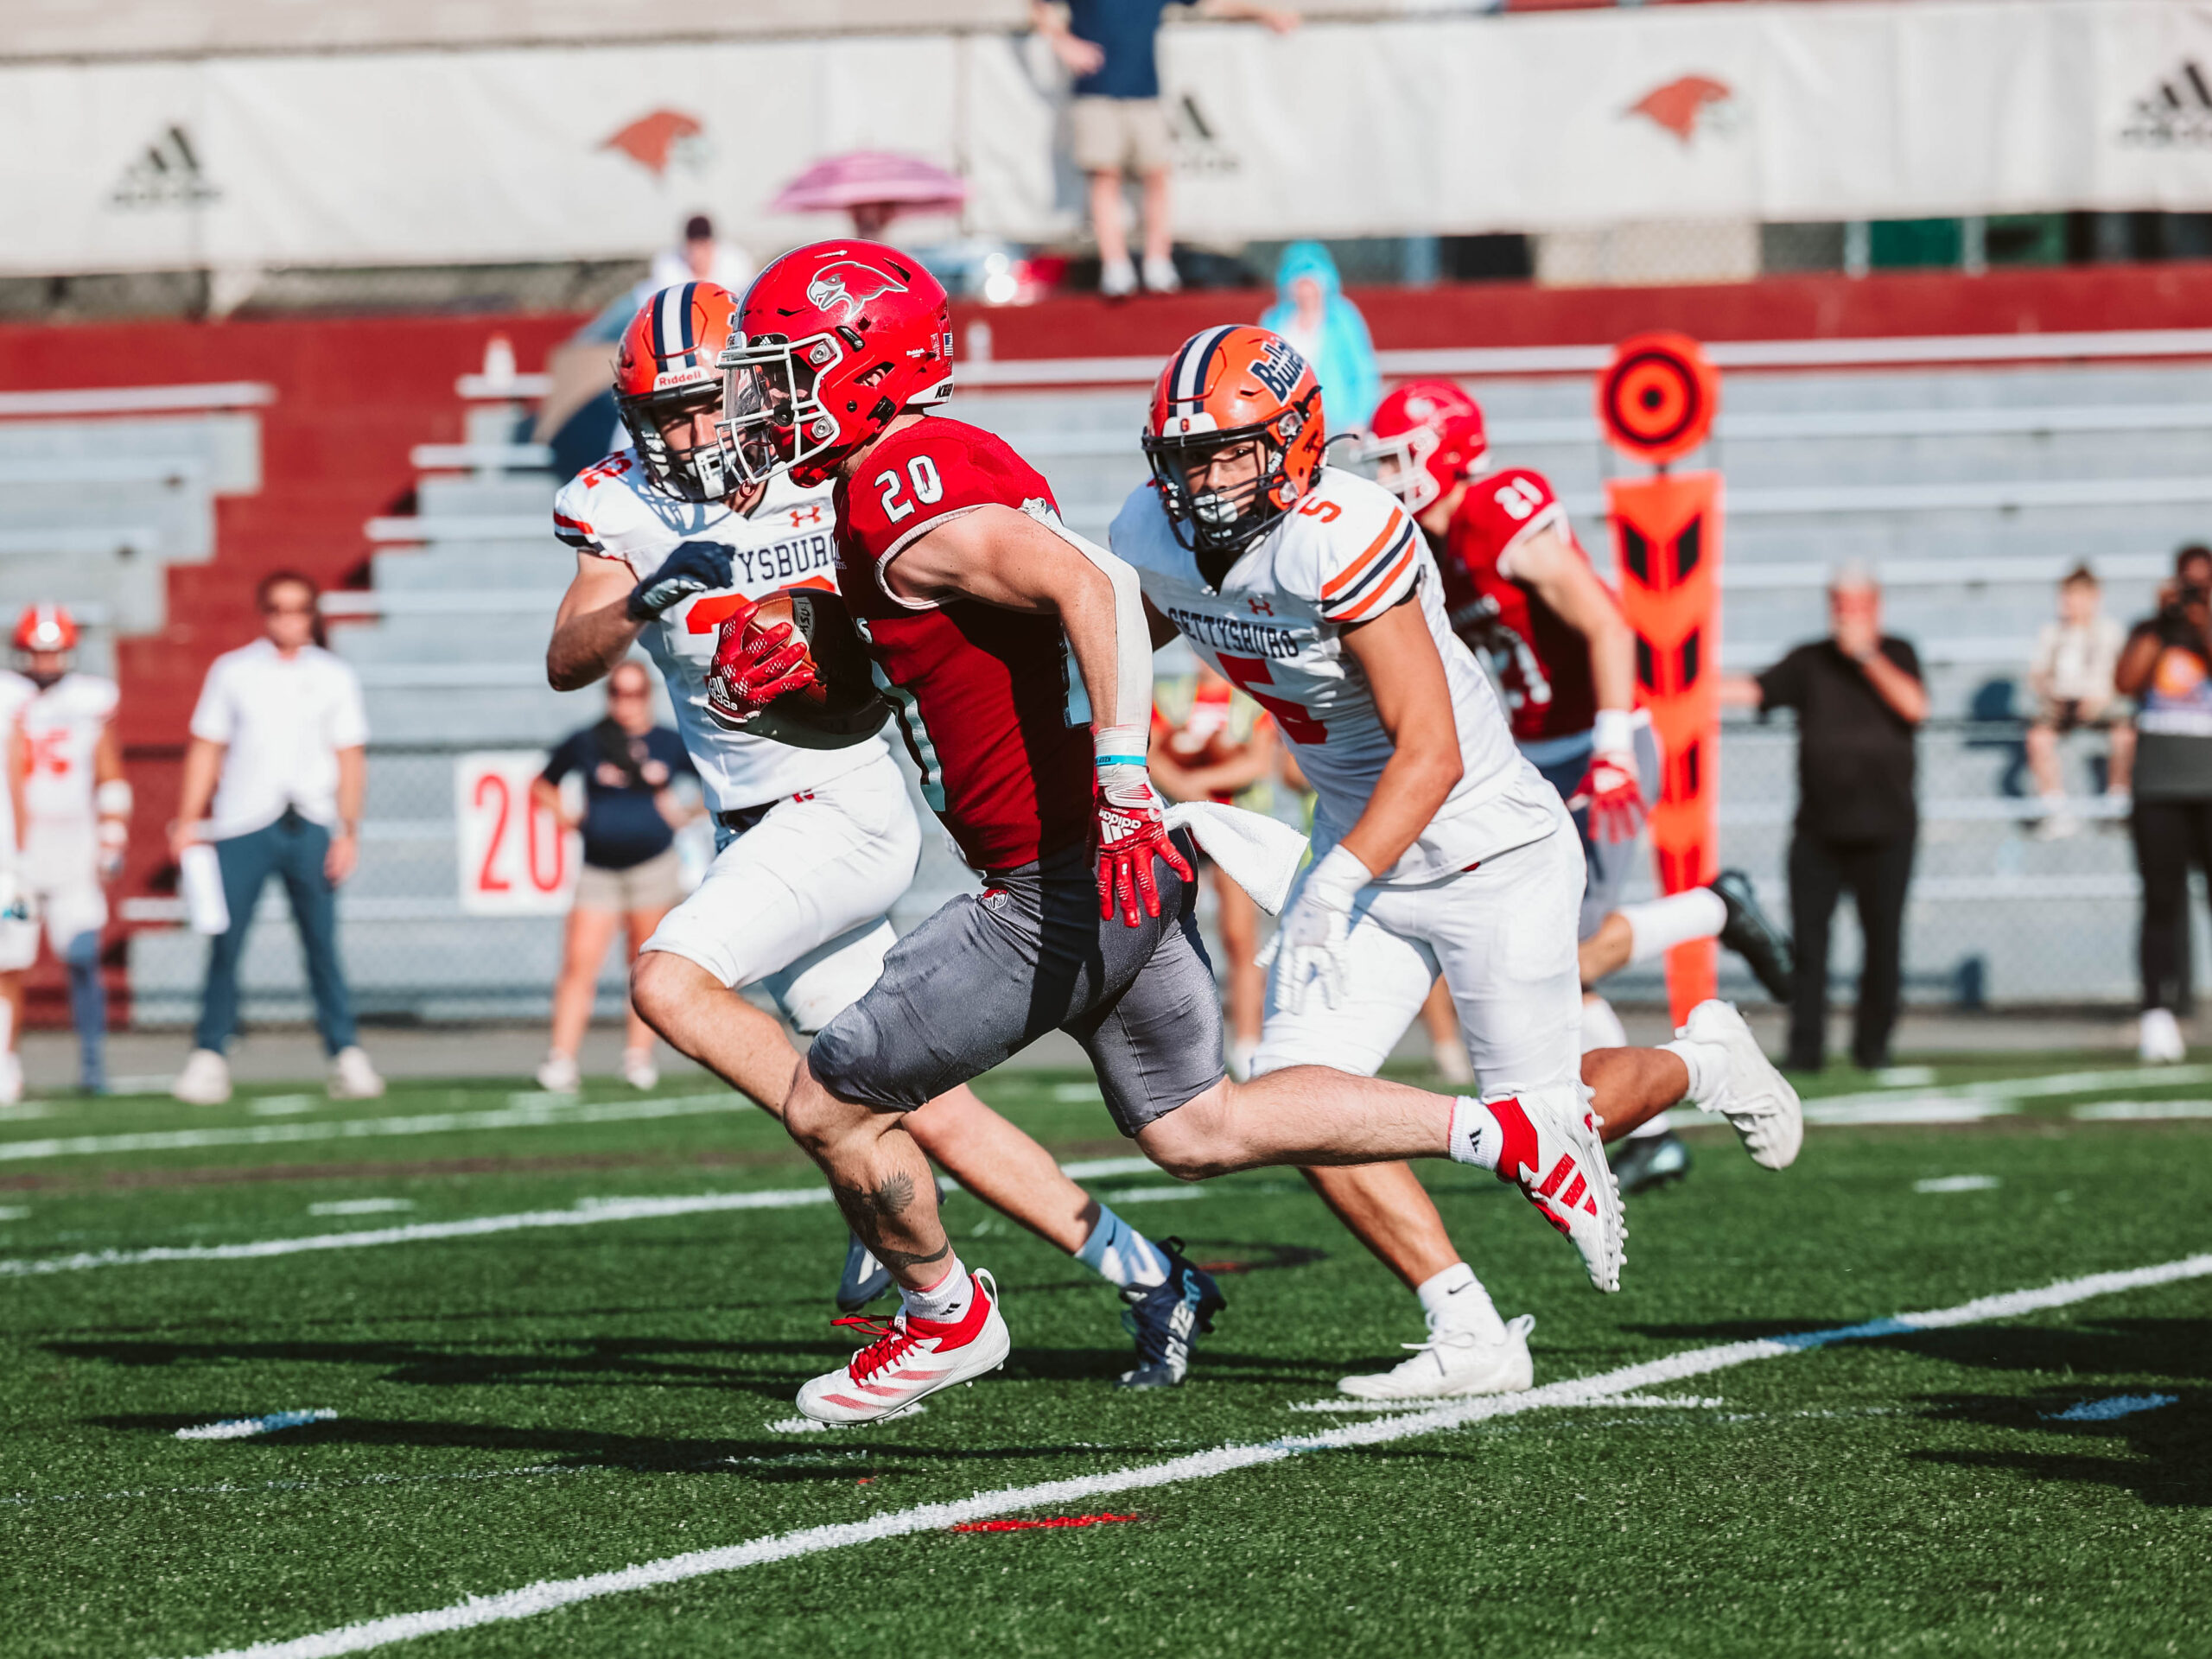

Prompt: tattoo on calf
xmin=829 ymin=1173 xmax=948 ymax=1275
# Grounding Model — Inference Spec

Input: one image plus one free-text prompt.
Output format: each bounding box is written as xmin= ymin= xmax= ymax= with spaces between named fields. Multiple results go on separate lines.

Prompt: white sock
xmin=1416 ymin=1262 xmax=1509 ymax=1343
xmin=1624 ymin=1112 xmax=1673 ymax=1141
xmin=1662 ymin=1037 xmax=1728 ymax=1105
xmin=1580 ymin=995 xmax=1629 ymax=1053
xmin=1620 ymin=889 xmax=1728 ymax=964
xmin=899 ymin=1256 xmax=970 ymax=1324
xmin=1447 ymin=1096 xmax=1503 ymax=1172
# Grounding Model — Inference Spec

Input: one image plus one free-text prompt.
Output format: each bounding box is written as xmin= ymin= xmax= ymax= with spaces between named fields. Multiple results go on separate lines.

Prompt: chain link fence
xmin=119 ymin=713 xmax=2166 ymax=1032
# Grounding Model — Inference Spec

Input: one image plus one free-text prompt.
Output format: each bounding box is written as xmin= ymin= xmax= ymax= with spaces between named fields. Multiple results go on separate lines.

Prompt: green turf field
xmin=3 ymin=1053 xmax=2211 ymax=1657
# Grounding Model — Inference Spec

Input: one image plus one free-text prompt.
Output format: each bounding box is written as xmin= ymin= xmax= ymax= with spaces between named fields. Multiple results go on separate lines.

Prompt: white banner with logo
xmin=4 ymin=0 xmax=2212 ymax=274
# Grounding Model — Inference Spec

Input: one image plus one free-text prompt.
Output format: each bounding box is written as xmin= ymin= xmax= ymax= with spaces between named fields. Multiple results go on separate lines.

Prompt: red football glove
xmin=1095 ymin=778 xmax=1195 ymax=928
xmin=704 ymin=601 xmax=817 ymax=731
xmin=1569 ymin=749 xmax=1647 ymax=845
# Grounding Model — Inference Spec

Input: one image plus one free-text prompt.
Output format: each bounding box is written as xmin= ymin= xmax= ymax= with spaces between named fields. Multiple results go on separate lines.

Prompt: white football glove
xmin=1268 ymin=844 xmax=1371 ymax=1014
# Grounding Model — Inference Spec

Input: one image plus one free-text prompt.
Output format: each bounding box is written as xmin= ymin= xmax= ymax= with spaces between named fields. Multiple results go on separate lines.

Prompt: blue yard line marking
xmin=2044 ymin=1393 xmax=2179 ymax=1422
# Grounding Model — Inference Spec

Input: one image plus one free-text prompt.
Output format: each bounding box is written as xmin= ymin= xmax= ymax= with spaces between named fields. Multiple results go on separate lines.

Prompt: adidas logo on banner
xmin=109 ymin=124 xmax=221 ymax=208
xmin=2121 ymin=59 xmax=2212 ymax=148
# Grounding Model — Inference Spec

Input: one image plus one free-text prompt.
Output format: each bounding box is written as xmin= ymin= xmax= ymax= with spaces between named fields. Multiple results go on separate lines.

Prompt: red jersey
xmin=833 ymin=417 xmax=1094 ymax=873
xmin=1434 ymin=466 xmax=1608 ymax=744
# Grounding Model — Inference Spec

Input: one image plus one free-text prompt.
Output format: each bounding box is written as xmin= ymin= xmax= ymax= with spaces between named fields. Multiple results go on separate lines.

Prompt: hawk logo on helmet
xmin=805 ymin=260 xmax=910 ymax=324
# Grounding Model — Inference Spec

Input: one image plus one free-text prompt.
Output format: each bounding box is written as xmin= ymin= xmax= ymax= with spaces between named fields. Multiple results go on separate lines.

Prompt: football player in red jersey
xmin=545 ymin=281 xmax=1218 ymax=1387
xmin=1363 ymin=380 xmax=1796 ymax=1192
xmin=714 ymin=242 xmax=1631 ymax=1425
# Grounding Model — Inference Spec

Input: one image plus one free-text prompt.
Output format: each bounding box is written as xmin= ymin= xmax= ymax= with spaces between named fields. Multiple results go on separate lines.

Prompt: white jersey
xmin=0 ymin=671 xmax=31 ymax=867
xmin=18 ymin=671 xmax=117 ymax=831
xmin=552 ymin=449 xmax=889 ymax=814
xmin=1113 ymin=466 xmax=1558 ymax=883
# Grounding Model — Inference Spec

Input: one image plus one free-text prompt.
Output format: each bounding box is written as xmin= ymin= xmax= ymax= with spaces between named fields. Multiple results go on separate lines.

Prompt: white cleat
xmin=2139 ymin=1007 xmax=2187 ymax=1065
xmin=327 ymin=1045 xmax=386 ymax=1101
xmin=171 ymin=1047 xmax=232 ymax=1107
xmin=796 ymin=1269 xmax=1009 ymax=1426
xmin=1339 ymin=1313 xmax=1535 ymax=1401
xmin=535 ymin=1052 xmax=581 ymax=1094
xmin=1682 ymin=1000 xmax=1802 ymax=1170
xmin=1484 ymin=1087 xmax=1626 ymax=1294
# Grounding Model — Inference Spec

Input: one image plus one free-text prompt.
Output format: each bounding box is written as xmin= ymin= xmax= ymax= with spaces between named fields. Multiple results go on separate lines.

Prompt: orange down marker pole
xmin=1598 ymin=334 xmax=1724 ymax=1025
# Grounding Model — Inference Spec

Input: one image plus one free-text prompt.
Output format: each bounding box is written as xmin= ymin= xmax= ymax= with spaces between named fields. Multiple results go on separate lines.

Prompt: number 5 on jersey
xmin=1215 ymin=652 xmax=1327 ymax=745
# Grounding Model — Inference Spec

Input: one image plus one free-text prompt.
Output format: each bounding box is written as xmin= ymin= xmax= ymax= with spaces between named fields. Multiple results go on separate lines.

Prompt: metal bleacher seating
xmin=324 ymin=340 xmax=2211 ymax=1017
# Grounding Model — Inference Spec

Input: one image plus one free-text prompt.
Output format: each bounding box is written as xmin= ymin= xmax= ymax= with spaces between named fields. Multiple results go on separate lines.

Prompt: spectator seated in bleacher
xmin=2024 ymin=563 xmax=2131 ymax=839
xmin=1259 ymin=241 xmax=1379 ymax=435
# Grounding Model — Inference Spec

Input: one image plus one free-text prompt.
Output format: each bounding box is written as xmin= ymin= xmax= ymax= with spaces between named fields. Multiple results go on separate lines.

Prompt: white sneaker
xmin=1339 ymin=1312 xmax=1535 ymax=1401
xmin=1099 ymin=257 xmax=1138 ymax=299
xmin=328 ymin=1045 xmax=385 ymax=1100
xmin=620 ymin=1047 xmax=658 ymax=1091
xmin=2140 ymin=1007 xmax=2187 ymax=1065
xmin=1482 ymin=1087 xmax=1625 ymax=1294
xmin=172 ymin=1047 xmax=232 ymax=1106
xmin=1431 ymin=1037 xmax=1475 ymax=1086
xmin=535 ymin=1052 xmax=581 ymax=1094
xmin=797 ymin=1269 xmax=1009 ymax=1425
xmin=1141 ymin=254 xmax=1182 ymax=294
xmin=1681 ymin=999 xmax=1803 ymax=1170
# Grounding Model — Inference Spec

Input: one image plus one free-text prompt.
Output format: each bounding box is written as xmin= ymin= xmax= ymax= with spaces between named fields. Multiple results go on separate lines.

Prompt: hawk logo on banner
xmin=1628 ymin=76 xmax=1738 ymax=145
xmin=805 ymin=260 xmax=908 ymax=323
xmin=108 ymin=125 xmax=220 ymax=210
xmin=2120 ymin=60 xmax=2212 ymax=147
xmin=602 ymin=109 xmax=707 ymax=176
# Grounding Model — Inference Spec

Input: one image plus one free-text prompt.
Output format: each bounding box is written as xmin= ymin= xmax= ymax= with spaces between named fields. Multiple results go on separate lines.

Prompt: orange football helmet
xmin=12 ymin=602 xmax=77 ymax=655
xmin=1142 ymin=325 xmax=1325 ymax=582
xmin=613 ymin=281 xmax=742 ymax=501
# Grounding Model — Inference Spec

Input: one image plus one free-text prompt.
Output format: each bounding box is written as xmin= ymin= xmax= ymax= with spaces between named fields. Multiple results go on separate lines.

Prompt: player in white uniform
xmin=4 ymin=607 xmax=127 ymax=1096
xmin=0 ymin=639 xmax=40 ymax=1106
xmin=543 ymin=283 xmax=1226 ymax=1387
xmin=1115 ymin=325 xmax=1804 ymax=1397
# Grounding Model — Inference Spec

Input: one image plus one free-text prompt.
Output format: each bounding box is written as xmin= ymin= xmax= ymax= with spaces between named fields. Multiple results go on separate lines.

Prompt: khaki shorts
xmin=1071 ymin=96 xmax=1173 ymax=176
xmin=574 ymin=846 xmax=686 ymax=913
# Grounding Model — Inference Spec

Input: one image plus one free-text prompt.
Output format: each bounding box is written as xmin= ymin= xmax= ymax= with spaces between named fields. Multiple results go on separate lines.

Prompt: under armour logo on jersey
xmin=1247 ymin=597 xmax=1274 ymax=616
xmin=807 ymin=260 xmax=909 ymax=324
xmin=788 ymin=505 xmax=826 ymax=526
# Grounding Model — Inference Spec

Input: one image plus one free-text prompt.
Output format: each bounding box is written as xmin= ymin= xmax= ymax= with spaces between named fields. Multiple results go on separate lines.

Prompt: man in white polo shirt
xmin=169 ymin=570 xmax=382 ymax=1104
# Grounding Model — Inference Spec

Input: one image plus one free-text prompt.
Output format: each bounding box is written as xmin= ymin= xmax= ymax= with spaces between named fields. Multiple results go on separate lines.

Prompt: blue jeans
xmin=194 ymin=810 xmax=358 ymax=1056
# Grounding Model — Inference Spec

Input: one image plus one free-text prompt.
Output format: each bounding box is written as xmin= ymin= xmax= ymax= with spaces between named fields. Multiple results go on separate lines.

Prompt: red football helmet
xmin=717 ymin=240 xmax=953 ymax=488
xmin=1362 ymin=378 xmax=1489 ymax=514
xmin=613 ymin=282 xmax=743 ymax=502
xmin=1142 ymin=324 xmax=1325 ymax=582
xmin=12 ymin=602 xmax=76 ymax=655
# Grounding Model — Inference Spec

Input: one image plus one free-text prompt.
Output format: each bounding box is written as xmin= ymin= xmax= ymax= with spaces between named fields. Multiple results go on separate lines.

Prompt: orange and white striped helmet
xmin=12 ymin=603 xmax=77 ymax=655
xmin=1142 ymin=325 xmax=1325 ymax=575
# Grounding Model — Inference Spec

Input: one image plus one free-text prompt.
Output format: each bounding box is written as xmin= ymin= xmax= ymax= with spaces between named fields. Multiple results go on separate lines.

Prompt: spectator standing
xmin=2025 ymin=563 xmax=2132 ymax=838
xmin=1033 ymin=0 xmax=1298 ymax=299
xmin=1259 ymin=241 xmax=1380 ymax=434
xmin=170 ymin=572 xmax=381 ymax=1105
xmin=2113 ymin=543 xmax=2212 ymax=1064
xmin=532 ymin=659 xmax=698 ymax=1094
xmin=1721 ymin=564 xmax=1926 ymax=1072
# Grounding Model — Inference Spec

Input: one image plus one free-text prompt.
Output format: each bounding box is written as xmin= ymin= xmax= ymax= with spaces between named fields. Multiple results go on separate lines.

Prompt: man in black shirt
xmin=1723 ymin=566 xmax=1927 ymax=1071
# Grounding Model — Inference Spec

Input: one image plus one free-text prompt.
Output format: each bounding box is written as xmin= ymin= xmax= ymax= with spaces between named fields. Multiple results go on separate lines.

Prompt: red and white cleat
xmin=1485 ymin=1088 xmax=1626 ymax=1294
xmin=795 ymin=1268 xmax=1010 ymax=1425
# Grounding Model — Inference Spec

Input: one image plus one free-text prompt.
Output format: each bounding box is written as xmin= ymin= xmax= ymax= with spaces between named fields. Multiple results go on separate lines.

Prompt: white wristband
xmin=1591 ymin=709 xmax=1637 ymax=758
xmin=1302 ymin=844 xmax=1374 ymax=914
xmin=1093 ymin=721 xmax=1148 ymax=782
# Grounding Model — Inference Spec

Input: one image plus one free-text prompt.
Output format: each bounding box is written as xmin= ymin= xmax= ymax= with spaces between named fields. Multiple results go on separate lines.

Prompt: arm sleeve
xmin=1755 ymin=646 xmax=1809 ymax=713
xmin=187 ymin=659 xmax=234 ymax=743
xmin=328 ymin=662 xmax=371 ymax=749
xmin=540 ymin=730 xmax=583 ymax=785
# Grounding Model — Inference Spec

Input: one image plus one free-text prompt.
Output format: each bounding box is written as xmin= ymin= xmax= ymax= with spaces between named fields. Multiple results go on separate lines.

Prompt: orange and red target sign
xmin=1599 ymin=334 xmax=1723 ymax=1022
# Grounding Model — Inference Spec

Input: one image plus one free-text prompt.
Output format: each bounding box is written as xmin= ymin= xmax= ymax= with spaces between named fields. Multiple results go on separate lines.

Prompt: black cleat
xmin=1607 ymin=1129 xmax=1692 ymax=1194
xmin=1710 ymin=868 xmax=1795 ymax=1002
xmin=836 ymin=1231 xmax=893 ymax=1313
xmin=1116 ymin=1237 xmax=1227 ymax=1389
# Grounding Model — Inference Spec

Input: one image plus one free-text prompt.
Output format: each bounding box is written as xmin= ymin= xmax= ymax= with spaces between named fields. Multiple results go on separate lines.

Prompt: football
xmin=715 ymin=584 xmax=893 ymax=751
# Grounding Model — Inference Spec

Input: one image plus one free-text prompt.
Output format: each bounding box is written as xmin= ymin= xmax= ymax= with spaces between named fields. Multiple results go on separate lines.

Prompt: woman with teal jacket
xmin=1258 ymin=241 xmax=1381 ymax=435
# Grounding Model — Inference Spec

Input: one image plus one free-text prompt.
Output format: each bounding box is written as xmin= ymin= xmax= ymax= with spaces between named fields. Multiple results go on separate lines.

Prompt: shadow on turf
xmin=1634 ymin=1314 xmax=2212 ymax=1508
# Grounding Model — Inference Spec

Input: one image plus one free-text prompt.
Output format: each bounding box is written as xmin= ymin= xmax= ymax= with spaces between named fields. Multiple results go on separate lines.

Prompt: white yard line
xmin=0 ymin=1158 xmax=1190 ymax=1277
xmin=171 ymin=1251 xmax=2212 ymax=1659
xmin=2073 ymin=1099 xmax=2212 ymax=1121
xmin=0 ymin=1093 xmax=753 ymax=1163
xmin=175 ymin=1409 xmax=337 ymax=1442
xmin=1804 ymin=1064 xmax=2212 ymax=1115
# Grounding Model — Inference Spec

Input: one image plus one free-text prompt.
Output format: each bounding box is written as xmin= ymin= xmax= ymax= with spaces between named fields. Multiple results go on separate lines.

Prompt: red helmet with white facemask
xmin=717 ymin=240 xmax=953 ymax=489
xmin=12 ymin=602 xmax=77 ymax=655
xmin=1361 ymin=378 xmax=1490 ymax=514
xmin=613 ymin=282 xmax=744 ymax=503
